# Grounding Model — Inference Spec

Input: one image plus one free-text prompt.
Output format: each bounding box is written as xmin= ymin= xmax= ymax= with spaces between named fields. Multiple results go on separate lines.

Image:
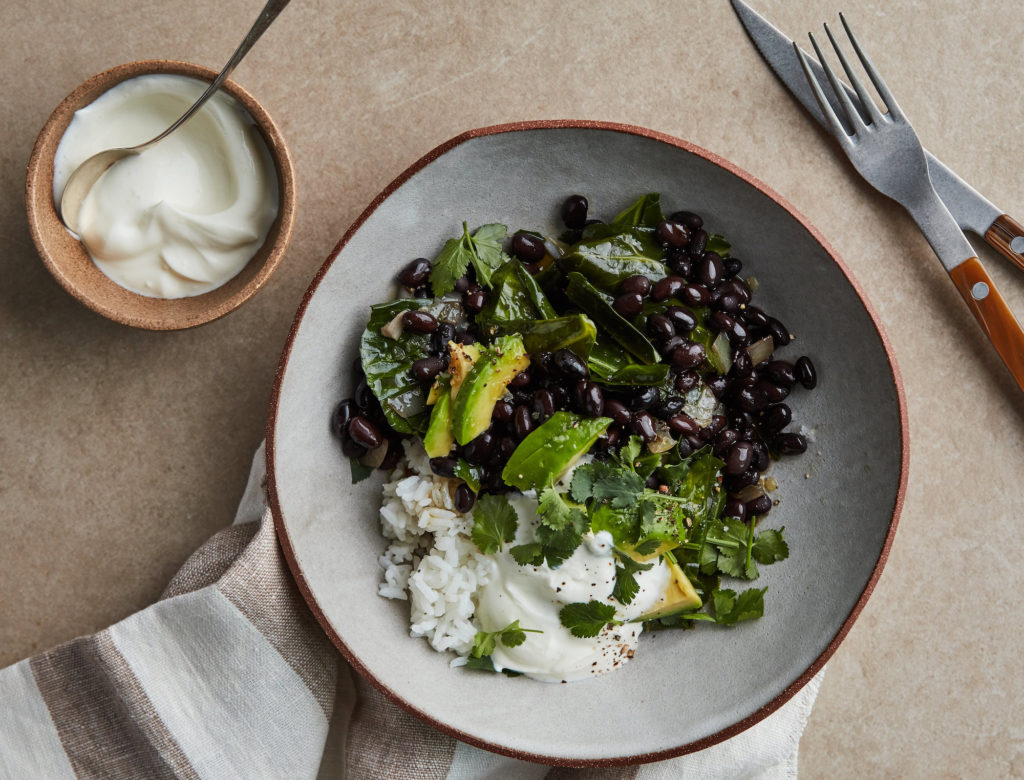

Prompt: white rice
xmin=376 ymin=440 xmax=495 ymax=656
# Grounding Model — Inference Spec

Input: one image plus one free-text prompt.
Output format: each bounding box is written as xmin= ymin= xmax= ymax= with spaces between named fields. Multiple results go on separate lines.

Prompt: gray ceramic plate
xmin=267 ymin=121 xmax=908 ymax=765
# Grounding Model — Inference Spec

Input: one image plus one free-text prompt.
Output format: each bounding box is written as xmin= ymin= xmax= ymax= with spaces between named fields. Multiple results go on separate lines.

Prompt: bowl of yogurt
xmin=26 ymin=59 xmax=296 ymax=330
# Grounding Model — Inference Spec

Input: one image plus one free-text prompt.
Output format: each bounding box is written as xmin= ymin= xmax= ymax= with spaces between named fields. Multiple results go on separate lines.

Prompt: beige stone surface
xmin=2 ymin=0 xmax=1022 ymax=775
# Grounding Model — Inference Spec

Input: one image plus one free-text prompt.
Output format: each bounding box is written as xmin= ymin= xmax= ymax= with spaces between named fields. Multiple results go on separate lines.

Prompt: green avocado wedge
xmin=423 ymin=386 xmax=454 ymax=458
xmin=502 ymin=412 xmax=612 ymax=491
xmin=451 ymin=335 xmax=529 ymax=445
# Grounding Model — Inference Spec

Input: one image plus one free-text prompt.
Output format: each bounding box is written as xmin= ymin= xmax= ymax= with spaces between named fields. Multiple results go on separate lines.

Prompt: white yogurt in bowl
xmin=52 ymin=73 xmax=279 ymax=299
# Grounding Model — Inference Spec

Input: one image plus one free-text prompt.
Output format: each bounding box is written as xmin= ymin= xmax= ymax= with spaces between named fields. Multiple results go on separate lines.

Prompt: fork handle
xmin=950 ymin=257 xmax=1024 ymax=392
xmin=984 ymin=214 xmax=1024 ymax=275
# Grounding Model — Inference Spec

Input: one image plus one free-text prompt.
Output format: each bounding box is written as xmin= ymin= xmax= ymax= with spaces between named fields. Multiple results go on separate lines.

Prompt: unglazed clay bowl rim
xmin=266 ymin=120 xmax=909 ymax=766
xmin=25 ymin=59 xmax=296 ymax=331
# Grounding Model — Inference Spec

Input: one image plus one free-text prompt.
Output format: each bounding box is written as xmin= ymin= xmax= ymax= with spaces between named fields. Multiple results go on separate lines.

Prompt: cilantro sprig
xmin=559 ymin=600 xmax=622 ymax=638
xmin=612 ymin=549 xmax=654 ymax=606
xmin=471 ymin=620 xmax=542 ymax=658
xmin=470 ymin=494 xmax=517 ymax=554
xmin=429 ymin=222 xmax=509 ymax=296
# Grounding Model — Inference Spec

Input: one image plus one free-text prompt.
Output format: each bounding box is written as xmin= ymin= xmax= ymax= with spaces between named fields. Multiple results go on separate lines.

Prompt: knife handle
xmin=984 ymin=214 xmax=1024 ymax=274
xmin=950 ymin=257 xmax=1024 ymax=393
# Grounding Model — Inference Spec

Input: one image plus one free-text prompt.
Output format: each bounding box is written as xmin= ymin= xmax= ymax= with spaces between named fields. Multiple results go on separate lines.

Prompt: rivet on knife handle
xmin=984 ymin=215 xmax=1024 ymax=274
xmin=950 ymin=257 xmax=1024 ymax=393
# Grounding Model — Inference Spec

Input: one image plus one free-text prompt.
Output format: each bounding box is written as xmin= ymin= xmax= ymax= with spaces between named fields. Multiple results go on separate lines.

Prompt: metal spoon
xmin=59 ymin=0 xmax=291 ymax=233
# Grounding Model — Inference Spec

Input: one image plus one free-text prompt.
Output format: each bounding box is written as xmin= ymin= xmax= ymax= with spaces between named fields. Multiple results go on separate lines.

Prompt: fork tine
xmin=807 ymin=31 xmax=864 ymax=134
xmin=793 ymin=42 xmax=852 ymax=146
xmin=839 ymin=12 xmax=905 ymax=120
xmin=822 ymin=22 xmax=881 ymax=126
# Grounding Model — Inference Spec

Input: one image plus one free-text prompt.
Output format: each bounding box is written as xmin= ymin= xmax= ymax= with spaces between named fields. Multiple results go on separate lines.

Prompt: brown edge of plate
xmin=265 ymin=119 xmax=909 ymax=767
xmin=25 ymin=59 xmax=297 ymax=331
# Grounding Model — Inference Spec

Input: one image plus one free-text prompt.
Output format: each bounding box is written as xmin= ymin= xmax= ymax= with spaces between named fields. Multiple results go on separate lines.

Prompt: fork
xmin=794 ymin=15 xmax=1024 ymax=393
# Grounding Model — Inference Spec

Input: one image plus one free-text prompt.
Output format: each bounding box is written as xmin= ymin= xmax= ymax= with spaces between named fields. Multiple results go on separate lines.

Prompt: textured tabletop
xmin=2 ymin=1 xmax=1022 ymax=776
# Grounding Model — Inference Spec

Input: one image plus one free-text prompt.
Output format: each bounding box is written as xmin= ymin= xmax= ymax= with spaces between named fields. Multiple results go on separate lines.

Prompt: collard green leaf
xmin=566 ymin=274 xmax=661 ymax=364
xmin=560 ymin=230 xmax=667 ymax=293
xmin=609 ymin=193 xmax=665 ymax=228
xmin=477 ymin=260 xmax=547 ymax=329
xmin=492 ymin=315 xmax=596 ymax=361
xmin=453 ymin=460 xmax=483 ymax=493
xmin=359 ymin=299 xmax=433 ymax=435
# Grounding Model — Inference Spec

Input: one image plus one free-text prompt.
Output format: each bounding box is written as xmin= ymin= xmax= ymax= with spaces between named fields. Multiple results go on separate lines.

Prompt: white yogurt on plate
xmin=52 ymin=74 xmax=279 ymax=299
xmin=475 ymin=493 xmax=671 ymax=683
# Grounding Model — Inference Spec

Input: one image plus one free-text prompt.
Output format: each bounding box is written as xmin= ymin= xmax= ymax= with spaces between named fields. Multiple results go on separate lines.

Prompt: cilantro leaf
xmin=468 ymin=223 xmax=508 ymax=287
xmin=633 ymin=538 xmax=661 ymax=557
xmin=429 ymin=226 xmax=476 ymax=297
xmin=510 ymin=543 xmax=544 ymax=566
xmin=470 ymin=494 xmax=518 ymax=554
xmin=470 ymin=620 xmax=541 ymax=658
xmin=463 ymin=654 xmax=496 ymax=672
xmin=559 ymin=600 xmax=621 ymax=638
xmin=713 ymin=518 xmax=757 ymax=580
xmin=712 ymin=587 xmax=766 ymax=625
xmin=612 ymin=550 xmax=654 ymax=606
xmin=752 ymin=528 xmax=789 ymax=565
xmin=471 ymin=630 xmax=497 ymax=658
xmin=618 ymin=436 xmax=643 ymax=470
xmin=572 ymin=461 xmax=644 ymax=508
xmin=537 ymin=486 xmax=586 ymax=531
xmin=349 ymin=458 xmax=374 ymax=484
xmin=536 ymin=518 xmax=586 ymax=569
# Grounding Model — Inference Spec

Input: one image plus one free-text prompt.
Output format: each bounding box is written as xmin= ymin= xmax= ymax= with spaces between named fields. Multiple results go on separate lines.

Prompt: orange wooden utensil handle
xmin=984 ymin=214 xmax=1024 ymax=275
xmin=950 ymin=257 xmax=1024 ymax=392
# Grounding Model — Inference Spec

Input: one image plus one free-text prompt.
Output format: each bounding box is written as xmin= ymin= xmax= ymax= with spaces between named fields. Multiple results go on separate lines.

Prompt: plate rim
xmin=265 ymin=119 xmax=909 ymax=766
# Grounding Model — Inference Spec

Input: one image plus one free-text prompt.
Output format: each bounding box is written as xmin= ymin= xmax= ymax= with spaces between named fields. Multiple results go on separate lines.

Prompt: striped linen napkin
xmin=0 ymin=444 xmax=824 ymax=779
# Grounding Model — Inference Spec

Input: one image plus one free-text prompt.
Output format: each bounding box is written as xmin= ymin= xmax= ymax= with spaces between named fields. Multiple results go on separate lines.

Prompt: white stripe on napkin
xmin=0 ymin=660 xmax=76 ymax=780
xmin=108 ymin=586 xmax=328 ymax=780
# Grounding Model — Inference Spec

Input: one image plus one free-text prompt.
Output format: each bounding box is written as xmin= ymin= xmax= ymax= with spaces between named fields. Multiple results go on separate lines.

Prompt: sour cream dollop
xmin=52 ymin=74 xmax=279 ymax=298
xmin=475 ymin=493 xmax=671 ymax=683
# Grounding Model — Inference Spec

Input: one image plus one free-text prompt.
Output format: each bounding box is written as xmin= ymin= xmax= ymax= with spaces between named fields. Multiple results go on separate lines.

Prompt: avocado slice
xmin=501 ymin=411 xmax=612 ymax=491
xmin=636 ymin=556 xmax=702 ymax=620
xmin=448 ymin=342 xmax=481 ymax=398
xmin=450 ymin=335 xmax=529 ymax=445
xmin=423 ymin=383 xmax=455 ymax=458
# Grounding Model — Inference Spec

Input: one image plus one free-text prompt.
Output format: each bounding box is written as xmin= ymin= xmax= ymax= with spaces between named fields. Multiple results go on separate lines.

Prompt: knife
xmin=730 ymin=0 xmax=1024 ymax=273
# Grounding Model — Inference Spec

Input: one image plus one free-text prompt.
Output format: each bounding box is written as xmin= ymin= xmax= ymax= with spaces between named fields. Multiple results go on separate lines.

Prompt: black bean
xmin=512 ymin=233 xmax=546 ymax=262
xmin=646 ymin=313 xmax=675 ymax=341
xmin=715 ymin=293 xmax=741 ymax=314
xmin=724 ymin=469 xmax=759 ymax=492
xmin=675 ymin=370 xmax=700 ymax=393
xmin=508 ymin=369 xmax=532 ymax=389
xmin=348 ymin=416 xmax=383 ymax=449
xmin=697 ymin=251 xmax=723 ymax=288
xmin=630 ymin=385 xmax=659 ymax=409
xmin=742 ymin=305 xmax=770 ymax=330
xmin=513 ymin=405 xmax=534 ymax=439
xmin=561 ymin=194 xmax=589 ymax=229
xmin=724 ymin=441 xmax=754 ymax=475
xmin=463 ymin=290 xmax=487 ymax=313
xmin=731 ymin=348 xmax=753 ymax=376
xmin=706 ymin=414 xmax=727 ymax=436
xmin=724 ymin=497 xmax=747 ymax=520
xmin=651 ymin=395 xmax=684 ymax=418
xmin=380 ymin=441 xmax=403 ymax=471
xmin=498 ymin=436 xmax=518 ymax=462
xmin=661 ymin=335 xmax=685 ymax=358
xmin=533 ymin=389 xmax=556 ymax=421
xmin=730 ymin=409 xmax=755 ymax=427
xmin=773 ymin=432 xmax=808 ymax=455
xmin=761 ymin=403 xmax=792 ymax=435
xmin=411 ymin=356 xmax=445 ymax=382
xmin=430 ymin=456 xmax=457 ymax=477
xmin=354 ymin=378 xmax=372 ymax=410
xmin=670 ymin=255 xmax=692 ymax=279
xmin=604 ymin=398 xmax=632 ymax=425
xmin=431 ymin=323 xmax=455 ymax=354
xmin=552 ymin=385 xmax=571 ymax=409
xmin=714 ymin=428 xmax=740 ymax=458
xmin=453 ymin=275 xmax=471 ymax=293
xmin=746 ymin=494 xmax=773 ymax=517
xmin=613 ymin=292 xmax=644 ymax=318
xmin=493 ymin=400 xmax=514 ymax=423
xmin=463 ymin=431 xmax=495 ymax=464
xmin=684 ymin=433 xmax=705 ymax=450
xmin=705 ymin=375 xmax=730 ymax=398
xmin=767 ymin=317 xmax=791 ymax=347
xmin=723 ymin=257 xmax=743 ymax=279
xmin=687 ymin=229 xmax=708 ymax=257
xmin=671 ymin=341 xmax=706 ymax=370
xmin=795 ymin=356 xmax=818 ymax=389
xmin=632 ymin=411 xmax=657 ymax=443
xmin=402 ymin=310 xmax=438 ymax=334
xmin=765 ymin=360 xmax=797 ymax=387
xmin=331 ymin=399 xmax=357 ymax=438
xmin=676 ymin=437 xmax=694 ymax=458
xmin=604 ymin=426 xmax=622 ymax=448
xmin=535 ymin=351 xmax=556 ymax=376
xmin=735 ymin=386 xmax=768 ymax=412
xmin=455 ymin=330 xmax=476 ymax=346
xmin=655 ymin=220 xmax=690 ymax=248
xmin=752 ymin=440 xmax=771 ymax=471
xmin=340 ymin=434 xmax=367 ymax=458
xmin=727 ymin=318 xmax=749 ymax=346
xmin=454 ymin=483 xmax=475 ymax=513
xmin=553 ymin=348 xmax=588 ymax=379
xmin=667 ymin=413 xmax=699 ymax=436
xmin=619 ymin=274 xmax=651 ymax=297
xmin=708 ymin=311 xmax=734 ymax=334
xmin=665 ymin=305 xmax=697 ymax=332
xmin=651 ymin=276 xmax=686 ymax=302
xmin=581 ymin=384 xmax=604 ymax=417
xmin=397 ymin=257 xmax=431 ymax=288
xmin=758 ymin=379 xmax=790 ymax=403
xmin=670 ymin=210 xmax=704 ymax=230
xmin=681 ymin=283 xmax=711 ymax=307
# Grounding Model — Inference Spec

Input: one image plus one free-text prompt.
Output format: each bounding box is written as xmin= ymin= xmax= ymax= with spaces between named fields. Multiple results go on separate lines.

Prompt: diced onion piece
xmin=735 ymin=484 xmax=765 ymax=502
xmin=360 ymin=442 xmax=389 ymax=468
xmin=381 ymin=311 xmax=406 ymax=340
xmin=544 ymin=237 xmax=566 ymax=258
xmin=710 ymin=332 xmax=732 ymax=373
xmin=746 ymin=276 xmax=760 ymax=292
xmin=746 ymin=335 xmax=774 ymax=366
xmin=647 ymin=422 xmax=676 ymax=454
xmin=763 ymin=476 xmax=779 ymax=492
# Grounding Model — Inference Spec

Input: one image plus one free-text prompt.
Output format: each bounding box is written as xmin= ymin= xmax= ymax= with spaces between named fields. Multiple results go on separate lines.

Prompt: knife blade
xmin=730 ymin=0 xmax=1024 ymax=272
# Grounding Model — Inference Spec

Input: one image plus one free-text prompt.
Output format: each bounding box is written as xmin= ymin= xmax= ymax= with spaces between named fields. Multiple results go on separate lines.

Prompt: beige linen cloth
xmin=0 ymin=443 xmax=824 ymax=779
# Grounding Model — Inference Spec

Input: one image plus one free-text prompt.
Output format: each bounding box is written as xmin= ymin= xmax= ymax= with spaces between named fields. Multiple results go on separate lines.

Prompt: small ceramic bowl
xmin=25 ymin=60 xmax=296 ymax=331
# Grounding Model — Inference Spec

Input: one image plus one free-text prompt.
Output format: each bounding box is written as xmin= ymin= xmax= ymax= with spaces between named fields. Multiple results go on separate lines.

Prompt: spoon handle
xmin=148 ymin=0 xmax=291 ymax=147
